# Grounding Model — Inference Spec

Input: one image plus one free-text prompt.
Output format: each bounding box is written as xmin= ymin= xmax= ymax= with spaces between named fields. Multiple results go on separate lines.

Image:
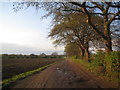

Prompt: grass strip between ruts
xmin=2 ymin=62 xmax=56 ymax=87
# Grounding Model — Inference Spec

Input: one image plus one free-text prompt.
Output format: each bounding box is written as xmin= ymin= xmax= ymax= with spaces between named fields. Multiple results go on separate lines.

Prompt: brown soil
xmin=9 ymin=60 xmax=119 ymax=88
xmin=2 ymin=58 xmax=62 ymax=79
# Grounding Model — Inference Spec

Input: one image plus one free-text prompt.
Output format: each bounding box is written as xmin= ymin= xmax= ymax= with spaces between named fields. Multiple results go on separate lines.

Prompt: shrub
xmin=72 ymin=51 xmax=120 ymax=81
xmin=104 ymin=51 xmax=120 ymax=74
xmin=91 ymin=51 xmax=105 ymax=67
xmin=71 ymin=56 xmax=77 ymax=59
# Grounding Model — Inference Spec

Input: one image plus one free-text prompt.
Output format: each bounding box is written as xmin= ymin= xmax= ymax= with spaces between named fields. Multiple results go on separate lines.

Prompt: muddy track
xmin=9 ymin=60 xmax=118 ymax=88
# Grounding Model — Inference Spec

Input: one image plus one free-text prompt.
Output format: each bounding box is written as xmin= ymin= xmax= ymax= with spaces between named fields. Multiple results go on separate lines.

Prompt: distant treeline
xmin=1 ymin=53 xmax=65 ymax=59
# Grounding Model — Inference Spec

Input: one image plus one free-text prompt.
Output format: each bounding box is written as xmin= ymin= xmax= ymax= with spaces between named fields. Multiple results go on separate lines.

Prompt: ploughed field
xmin=2 ymin=58 xmax=63 ymax=80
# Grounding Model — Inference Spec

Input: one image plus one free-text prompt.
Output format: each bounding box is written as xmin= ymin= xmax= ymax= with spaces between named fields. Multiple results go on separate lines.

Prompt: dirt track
xmin=10 ymin=60 xmax=118 ymax=88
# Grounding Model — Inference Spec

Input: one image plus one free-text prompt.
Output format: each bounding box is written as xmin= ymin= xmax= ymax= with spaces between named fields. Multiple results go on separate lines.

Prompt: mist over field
xmin=1 ymin=42 xmax=64 ymax=55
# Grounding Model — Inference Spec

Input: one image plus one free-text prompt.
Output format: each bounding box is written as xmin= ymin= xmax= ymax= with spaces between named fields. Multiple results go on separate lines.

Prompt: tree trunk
xmin=84 ymin=44 xmax=90 ymax=62
xmin=85 ymin=49 xmax=90 ymax=62
xmin=78 ymin=45 xmax=85 ymax=58
xmin=80 ymin=49 xmax=85 ymax=58
xmin=104 ymin=23 xmax=112 ymax=55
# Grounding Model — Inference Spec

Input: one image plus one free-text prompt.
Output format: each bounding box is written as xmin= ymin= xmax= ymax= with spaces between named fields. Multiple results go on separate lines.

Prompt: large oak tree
xmin=13 ymin=1 xmax=120 ymax=55
xmin=48 ymin=13 xmax=102 ymax=61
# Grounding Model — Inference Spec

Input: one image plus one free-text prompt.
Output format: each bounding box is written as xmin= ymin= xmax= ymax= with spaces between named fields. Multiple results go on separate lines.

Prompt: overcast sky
xmin=0 ymin=2 xmax=64 ymax=55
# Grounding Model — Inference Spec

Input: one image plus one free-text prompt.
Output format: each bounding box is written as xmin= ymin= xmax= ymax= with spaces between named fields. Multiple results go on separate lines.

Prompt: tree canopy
xmin=13 ymin=1 xmax=120 ymax=58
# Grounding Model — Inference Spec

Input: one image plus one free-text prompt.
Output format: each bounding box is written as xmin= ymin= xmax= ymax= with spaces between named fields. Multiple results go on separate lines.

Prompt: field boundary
xmin=2 ymin=62 xmax=57 ymax=87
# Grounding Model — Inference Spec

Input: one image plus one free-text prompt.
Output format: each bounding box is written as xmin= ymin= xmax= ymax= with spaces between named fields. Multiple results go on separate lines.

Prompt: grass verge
xmin=71 ymin=57 xmax=119 ymax=83
xmin=2 ymin=62 xmax=56 ymax=87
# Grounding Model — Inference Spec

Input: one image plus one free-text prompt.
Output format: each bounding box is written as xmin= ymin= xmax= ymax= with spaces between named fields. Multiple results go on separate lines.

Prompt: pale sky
xmin=0 ymin=2 xmax=64 ymax=55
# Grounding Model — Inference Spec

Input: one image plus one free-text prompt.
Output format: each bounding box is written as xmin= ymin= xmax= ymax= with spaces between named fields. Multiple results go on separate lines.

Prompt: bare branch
xmin=114 ymin=18 xmax=120 ymax=20
xmin=92 ymin=2 xmax=104 ymax=11
xmin=108 ymin=11 xmax=120 ymax=25
xmin=63 ymin=9 xmax=84 ymax=13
